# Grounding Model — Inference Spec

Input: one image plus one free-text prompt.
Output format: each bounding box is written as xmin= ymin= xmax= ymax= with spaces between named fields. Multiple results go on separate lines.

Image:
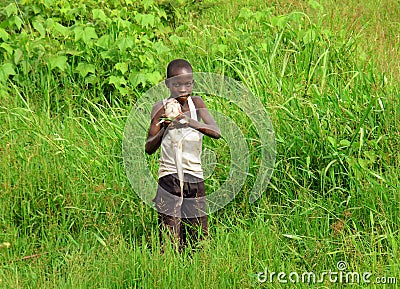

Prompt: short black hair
xmin=167 ymin=59 xmax=193 ymax=79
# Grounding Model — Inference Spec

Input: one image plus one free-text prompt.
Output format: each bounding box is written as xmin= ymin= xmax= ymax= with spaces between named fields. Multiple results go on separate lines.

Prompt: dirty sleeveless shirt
xmin=158 ymin=96 xmax=203 ymax=180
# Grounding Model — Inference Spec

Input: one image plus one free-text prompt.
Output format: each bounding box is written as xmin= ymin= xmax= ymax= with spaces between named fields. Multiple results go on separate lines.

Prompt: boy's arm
xmin=145 ymin=102 xmax=167 ymax=155
xmin=184 ymin=96 xmax=221 ymax=139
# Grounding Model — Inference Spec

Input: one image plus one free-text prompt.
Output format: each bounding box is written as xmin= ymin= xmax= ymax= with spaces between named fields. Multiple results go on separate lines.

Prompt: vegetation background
xmin=0 ymin=0 xmax=399 ymax=288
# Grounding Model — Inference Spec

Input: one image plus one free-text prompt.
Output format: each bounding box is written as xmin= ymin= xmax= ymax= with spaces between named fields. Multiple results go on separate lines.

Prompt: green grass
xmin=1 ymin=0 xmax=399 ymax=288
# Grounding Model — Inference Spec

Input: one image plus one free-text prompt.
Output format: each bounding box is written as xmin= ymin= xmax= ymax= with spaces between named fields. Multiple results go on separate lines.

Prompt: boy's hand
xmin=157 ymin=114 xmax=172 ymax=128
xmin=173 ymin=114 xmax=190 ymax=128
xmin=157 ymin=113 xmax=189 ymax=129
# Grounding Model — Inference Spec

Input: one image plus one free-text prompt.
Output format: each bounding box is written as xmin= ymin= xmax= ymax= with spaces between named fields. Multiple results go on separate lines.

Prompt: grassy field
xmin=0 ymin=0 xmax=399 ymax=288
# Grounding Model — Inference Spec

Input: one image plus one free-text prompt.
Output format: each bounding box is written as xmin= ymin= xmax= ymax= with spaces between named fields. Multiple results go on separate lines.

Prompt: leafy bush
xmin=0 ymin=0 xmax=188 ymax=110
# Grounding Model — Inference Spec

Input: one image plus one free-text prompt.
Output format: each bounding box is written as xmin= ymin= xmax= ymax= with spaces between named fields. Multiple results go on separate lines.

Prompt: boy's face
xmin=165 ymin=68 xmax=194 ymax=103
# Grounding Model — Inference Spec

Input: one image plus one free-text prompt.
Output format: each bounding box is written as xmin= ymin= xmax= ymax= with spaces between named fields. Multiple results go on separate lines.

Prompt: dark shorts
xmin=153 ymin=173 xmax=208 ymax=245
xmin=153 ymin=173 xmax=207 ymax=218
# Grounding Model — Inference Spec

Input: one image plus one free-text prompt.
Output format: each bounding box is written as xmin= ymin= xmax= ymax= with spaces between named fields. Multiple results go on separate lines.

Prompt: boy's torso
xmin=158 ymin=96 xmax=203 ymax=179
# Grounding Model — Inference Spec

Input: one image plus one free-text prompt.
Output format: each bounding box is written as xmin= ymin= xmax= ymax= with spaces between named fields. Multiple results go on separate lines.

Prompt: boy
xmin=145 ymin=59 xmax=221 ymax=249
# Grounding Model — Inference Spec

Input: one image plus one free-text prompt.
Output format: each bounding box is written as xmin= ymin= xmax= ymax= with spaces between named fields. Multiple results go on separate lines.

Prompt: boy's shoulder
xmin=150 ymin=100 xmax=165 ymax=118
xmin=151 ymin=100 xmax=164 ymax=110
xmin=191 ymin=95 xmax=206 ymax=108
xmin=190 ymin=95 xmax=203 ymax=101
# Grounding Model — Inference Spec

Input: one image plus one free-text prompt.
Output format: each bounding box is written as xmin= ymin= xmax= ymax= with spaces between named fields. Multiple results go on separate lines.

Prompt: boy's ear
xmin=164 ymin=78 xmax=170 ymax=87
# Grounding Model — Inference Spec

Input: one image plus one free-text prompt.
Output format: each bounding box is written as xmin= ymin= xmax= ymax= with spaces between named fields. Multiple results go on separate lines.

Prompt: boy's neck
xmin=171 ymin=95 xmax=190 ymax=106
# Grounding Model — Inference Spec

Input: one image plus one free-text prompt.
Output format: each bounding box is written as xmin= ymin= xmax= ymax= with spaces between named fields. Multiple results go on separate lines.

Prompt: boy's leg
xmin=182 ymin=174 xmax=208 ymax=244
xmin=157 ymin=212 xmax=183 ymax=249
xmin=153 ymin=174 xmax=185 ymax=248
xmin=183 ymin=215 xmax=208 ymax=244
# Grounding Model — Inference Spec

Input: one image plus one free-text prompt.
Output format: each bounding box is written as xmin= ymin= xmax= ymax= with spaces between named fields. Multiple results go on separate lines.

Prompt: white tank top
xmin=158 ymin=96 xmax=203 ymax=180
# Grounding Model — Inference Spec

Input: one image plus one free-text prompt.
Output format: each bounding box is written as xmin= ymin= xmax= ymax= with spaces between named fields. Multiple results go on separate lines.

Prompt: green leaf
xmin=109 ymin=75 xmax=127 ymax=87
xmin=14 ymin=48 xmax=23 ymax=65
xmin=53 ymin=22 xmax=68 ymax=37
xmin=129 ymin=72 xmax=147 ymax=87
xmin=116 ymin=18 xmax=132 ymax=30
xmin=73 ymin=26 xmax=84 ymax=41
xmin=117 ymin=86 xmax=130 ymax=96
xmin=117 ymin=36 xmax=134 ymax=51
xmin=142 ymin=0 xmax=155 ymax=10
xmin=146 ymin=71 xmax=162 ymax=85
xmin=5 ymin=3 xmax=18 ymax=18
xmin=115 ymin=62 xmax=128 ymax=75
xmin=1 ymin=63 xmax=16 ymax=75
xmin=0 ymin=63 xmax=16 ymax=82
xmin=74 ymin=26 xmax=98 ymax=44
xmin=84 ymin=27 xmax=98 ymax=43
xmin=75 ymin=62 xmax=95 ymax=77
xmin=270 ymin=15 xmax=287 ymax=28
xmin=238 ymin=8 xmax=253 ymax=20
xmin=33 ymin=20 xmax=46 ymax=37
xmin=0 ymin=43 xmax=14 ymax=56
xmin=11 ymin=16 xmax=23 ymax=30
xmin=211 ymin=44 xmax=228 ymax=54
xmin=96 ymin=35 xmax=111 ymax=49
xmin=153 ymin=41 xmax=170 ymax=55
xmin=65 ymin=49 xmax=82 ymax=56
xmin=157 ymin=9 xmax=167 ymax=21
xmin=44 ymin=17 xmax=55 ymax=30
xmin=138 ymin=54 xmax=154 ymax=66
xmin=92 ymin=9 xmax=109 ymax=23
xmin=339 ymin=139 xmax=351 ymax=148
xmin=169 ymin=35 xmax=183 ymax=45
xmin=129 ymin=71 xmax=161 ymax=87
xmin=48 ymin=55 xmax=68 ymax=71
xmin=0 ymin=28 xmax=9 ymax=41
xmin=327 ymin=136 xmax=336 ymax=147
xmin=100 ymin=50 xmax=115 ymax=60
xmin=84 ymin=75 xmax=98 ymax=85
xmin=135 ymin=13 xmax=155 ymax=28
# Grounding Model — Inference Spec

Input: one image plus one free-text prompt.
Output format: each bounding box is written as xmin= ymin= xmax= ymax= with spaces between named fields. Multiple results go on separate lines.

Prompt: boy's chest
xmin=180 ymin=102 xmax=190 ymax=113
xmin=181 ymin=103 xmax=195 ymax=119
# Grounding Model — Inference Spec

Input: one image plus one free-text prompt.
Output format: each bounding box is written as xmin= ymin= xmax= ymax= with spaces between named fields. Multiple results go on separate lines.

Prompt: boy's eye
xmin=172 ymin=80 xmax=194 ymax=87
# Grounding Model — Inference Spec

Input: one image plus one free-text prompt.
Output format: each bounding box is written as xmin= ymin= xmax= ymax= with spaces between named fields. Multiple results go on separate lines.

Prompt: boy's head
xmin=165 ymin=59 xmax=194 ymax=101
xmin=166 ymin=59 xmax=192 ymax=79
